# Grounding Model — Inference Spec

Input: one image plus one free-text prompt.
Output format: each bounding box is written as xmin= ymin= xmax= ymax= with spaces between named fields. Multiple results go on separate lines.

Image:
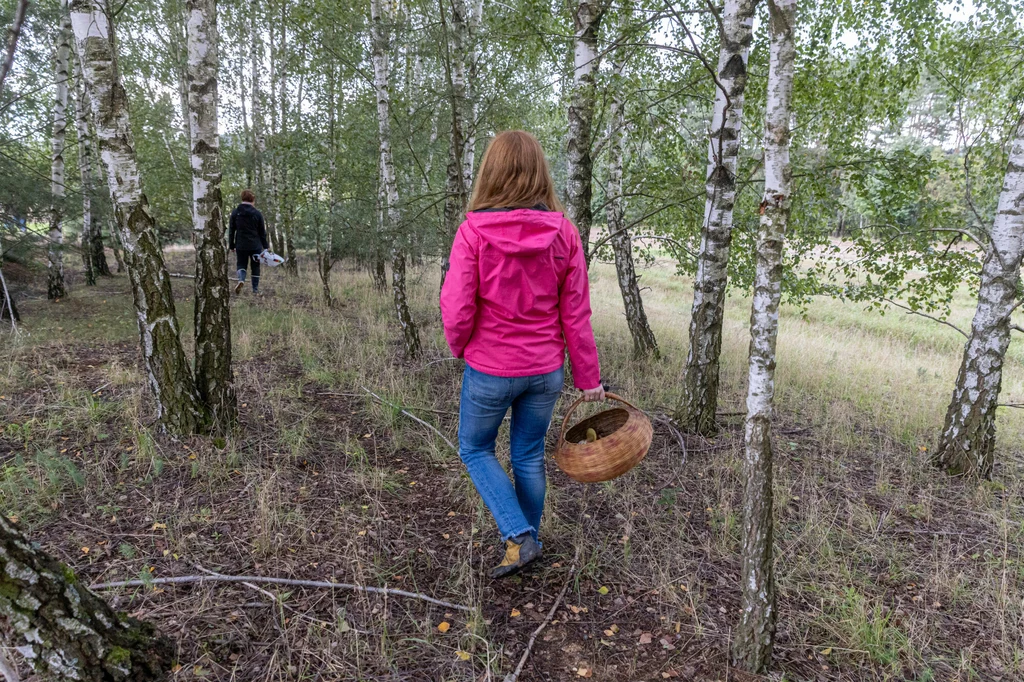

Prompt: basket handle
xmin=558 ymin=392 xmax=639 ymax=444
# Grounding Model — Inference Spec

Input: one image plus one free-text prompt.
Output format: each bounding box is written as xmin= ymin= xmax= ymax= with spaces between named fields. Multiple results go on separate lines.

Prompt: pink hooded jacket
xmin=440 ymin=209 xmax=601 ymax=390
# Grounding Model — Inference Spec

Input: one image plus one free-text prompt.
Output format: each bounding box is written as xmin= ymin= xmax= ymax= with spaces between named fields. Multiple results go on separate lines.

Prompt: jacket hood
xmin=235 ymin=203 xmax=260 ymax=215
xmin=464 ymin=209 xmax=565 ymax=255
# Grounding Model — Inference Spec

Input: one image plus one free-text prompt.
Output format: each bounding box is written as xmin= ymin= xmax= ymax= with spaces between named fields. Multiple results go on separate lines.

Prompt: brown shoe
xmin=490 ymin=533 xmax=542 ymax=579
xmin=234 ymin=280 xmax=244 ymax=295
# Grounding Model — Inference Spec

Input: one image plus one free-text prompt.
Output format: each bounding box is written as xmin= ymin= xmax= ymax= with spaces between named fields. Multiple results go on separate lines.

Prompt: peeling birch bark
xmin=0 ymin=514 xmax=172 ymax=680
xmin=679 ymin=0 xmax=758 ymax=435
xmin=47 ymin=9 xmax=71 ymax=301
xmin=371 ymin=0 xmax=421 ymax=356
xmin=934 ymin=115 xmax=1024 ymax=478
xmin=732 ymin=0 xmax=794 ymax=672
xmin=566 ymin=0 xmax=604 ymax=264
xmin=607 ymin=33 xmax=658 ymax=359
xmin=187 ymin=0 xmax=236 ymax=433
xmin=71 ymin=0 xmax=207 ymax=433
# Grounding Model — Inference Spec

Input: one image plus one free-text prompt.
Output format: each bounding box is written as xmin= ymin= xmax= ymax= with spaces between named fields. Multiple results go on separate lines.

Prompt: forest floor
xmin=2 ymin=250 xmax=1024 ymax=682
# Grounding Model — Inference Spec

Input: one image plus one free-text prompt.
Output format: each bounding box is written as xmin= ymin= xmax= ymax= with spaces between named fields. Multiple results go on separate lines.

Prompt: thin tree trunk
xmin=317 ymin=63 xmax=336 ymax=308
xmin=566 ymin=0 xmax=603 ymax=265
xmin=47 ymin=9 xmax=71 ymax=301
xmin=371 ymin=0 xmax=421 ymax=356
xmin=72 ymin=49 xmax=97 ymax=286
xmin=678 ymin=0 xmax=758 ymax=435
xmin=0 ymin=514 xmax=172 ymax=680
xmin=187 ymin=0 xmax=236 ymax=433
xmin=0 ymin=0 xmax=27 ymax=327
xmin=607 ymin=30 xmax=658 ymax=359
xmin=732 ymin=0 xmax=795 ymax=671
xmin=279 ymin=3 xmax=297 ymax=275
xmin=439 ymin=0 xmax=469 ymax=289
xmin=462 ymin=0 xmax=482 ymax=190
xmin=71 ymin=0 xmax=207 ymax=434
xmin=251 ymin=23 xmax=265 ymax=199
xmin=933 ymin=114 xmax=1024 ymax=478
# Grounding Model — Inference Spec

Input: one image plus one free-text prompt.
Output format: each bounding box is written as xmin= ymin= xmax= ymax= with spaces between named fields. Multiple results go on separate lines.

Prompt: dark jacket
xmin=229 ymin=203 xmax=269 ymax=252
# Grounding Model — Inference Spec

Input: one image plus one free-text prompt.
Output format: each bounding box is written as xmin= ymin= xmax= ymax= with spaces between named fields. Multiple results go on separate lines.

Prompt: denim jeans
xmin=458 ymin=365 xmax=564 ymax=542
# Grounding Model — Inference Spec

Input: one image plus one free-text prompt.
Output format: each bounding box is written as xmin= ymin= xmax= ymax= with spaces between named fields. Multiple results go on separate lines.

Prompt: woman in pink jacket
xmin=440 ymin=130 xmax=604 ymax=578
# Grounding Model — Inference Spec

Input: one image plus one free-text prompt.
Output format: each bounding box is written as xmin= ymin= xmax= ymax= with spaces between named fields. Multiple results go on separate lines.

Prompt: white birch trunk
xmin=732 ymin=0 xmax=794 ymax=672
xmin=47 ymin=10 xmax=71 ymax=301
xmin=461 ymin=0 xmax=482 ymax=189
xmin=72 ymin=49 xmax=96 ymax=286
xmin=250 ymin=27 xmax=265 ymax=197
xmin=679 ymin=0 xmax=758 ymax=435
xmin=607 ymin=41 xmax=658 ymax=358
xmin=934 ymin=115 xmax=1024 ymax=478
xmin=566 ymin=0 xmax=603 ymax=263
xmin=441 ymin=0 xmax=470 ymax=288
xmin=70 ymin=0 xmax=207 ymax=434
xmin=371 ymin=0 xmax=420 ymax=356
xmin=187 ymin=0 xmax=236 ymax=433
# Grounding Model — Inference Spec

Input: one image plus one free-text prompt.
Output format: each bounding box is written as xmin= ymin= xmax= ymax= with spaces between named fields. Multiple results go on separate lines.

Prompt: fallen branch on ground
xmin=90 ymin=574 xmax=474 ymax=612
xmin=654 ymin=414 xmax=687 ymax=464
xmin=504 ymin=563 xmax=576 ymax=682
xmin=360 ymin=385 xmax=457 ymax=450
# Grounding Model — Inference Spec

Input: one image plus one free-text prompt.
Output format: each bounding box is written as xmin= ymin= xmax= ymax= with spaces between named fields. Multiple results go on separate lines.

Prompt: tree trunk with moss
xmin=678 ymin=0 xmax=758 ymax=435
xmin=71 ymin=0 xmax=207 ymax=433
xmin=0 ymin=515 xmax=172 ymax=680
xmin=933 ymin=114 xmax=1024 ymax=478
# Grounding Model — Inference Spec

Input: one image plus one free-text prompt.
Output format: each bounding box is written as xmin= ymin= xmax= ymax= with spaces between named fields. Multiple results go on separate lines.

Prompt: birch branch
xmin=90 ymin=574 xmax=474 ymax=612
xmin=881 ymin=298 xmax=967 ymax=338
xmin=503 ymin=564 xmax=576 ymax=682
xmin=360 ymin=385 xmax=457 ymax=450
xmin=0 ymin=0 xmax=29 ymax=99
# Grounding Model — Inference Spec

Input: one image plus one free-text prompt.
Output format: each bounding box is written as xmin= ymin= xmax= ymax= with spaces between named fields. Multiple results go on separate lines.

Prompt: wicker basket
xmin=554 ymin=393 xmax=653 ymax=483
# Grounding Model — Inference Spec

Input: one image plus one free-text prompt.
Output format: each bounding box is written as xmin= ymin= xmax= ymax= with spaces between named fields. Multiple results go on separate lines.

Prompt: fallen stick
xmin=360 ymin=385 xmax=457 ymax=451
xmin=90 ymin=574 xmax=474 ymax=612
xmin=654 ymin=413 xmax=687 ymax=464
xmin=503 ymin=564 xmax=576 ymax=682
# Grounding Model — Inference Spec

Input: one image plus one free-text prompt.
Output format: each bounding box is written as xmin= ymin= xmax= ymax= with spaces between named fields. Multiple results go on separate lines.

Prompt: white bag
xmin=257 ymin=250 xmax=285 ymax=267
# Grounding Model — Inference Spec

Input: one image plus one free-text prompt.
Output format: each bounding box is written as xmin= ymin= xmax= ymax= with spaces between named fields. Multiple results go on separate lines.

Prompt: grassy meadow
xmin=1 ymin=250 xmax=1022 ymax=681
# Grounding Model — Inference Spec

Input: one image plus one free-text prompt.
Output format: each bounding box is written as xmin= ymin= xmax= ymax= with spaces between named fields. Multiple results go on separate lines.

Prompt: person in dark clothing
xmin=229 ymin=189 xmax=270 ymax=295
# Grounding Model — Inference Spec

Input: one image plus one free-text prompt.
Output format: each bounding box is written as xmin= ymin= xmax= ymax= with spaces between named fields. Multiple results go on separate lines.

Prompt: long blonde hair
xmin=468 ymin=130 xmax=563 ymax=212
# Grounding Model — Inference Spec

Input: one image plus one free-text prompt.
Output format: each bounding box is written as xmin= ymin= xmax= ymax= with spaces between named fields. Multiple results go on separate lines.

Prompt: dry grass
xmin=0 ymin=252 xmax=1022 ymax=681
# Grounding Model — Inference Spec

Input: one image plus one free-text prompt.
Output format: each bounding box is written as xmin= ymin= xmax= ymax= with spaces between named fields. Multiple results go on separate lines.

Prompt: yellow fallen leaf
xmin=577 ymin=668 xmax=593 ymax=678
xmin=81 ymin=546 xmax=89 ymax=554
xmin=821 ymin=647 xmax=833 ymax=656
xmin=603 ymin=629 xmax=615 ymax=637
xmin=357 ymin=530 xmax=366 ymax=536
xmin=151 ymin=522 xmax=167 ymax=531
xmin=437 ymin=621 xmax=451 ymax=633
xmin=597 ymin=586 xmax=609 ymax=595
xmin=510 ymin=608 xmax=521 ymax=618
xmin=455 ymin=650 xmax=471 ymax=661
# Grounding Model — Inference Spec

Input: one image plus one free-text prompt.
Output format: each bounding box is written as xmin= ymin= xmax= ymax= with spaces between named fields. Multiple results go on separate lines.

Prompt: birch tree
xmin=606 ymin=20 xmax=658 ymax=358
xmin=566 ymin=0 xmax=604 ymax=263
xmin=440 ymin=0 xmax=470 ymax=288
xmin=678 ymin=0 xmax=759 ymax=435
xmin=733 ymin=0 xmax=795 ymax=671
xmin=0 ymin=514 xmax=172 ymax=681
xmin=188 ymin=0 xmax=236 ymax=432
xmin=71 ymin=0 xmax=208 ymax=433
xmin=370 ymin=0 xmax=421 ymax=356
xmin=933 ymin=114 xmax=1024 ymax=478
xmin=72 ymin=51 xmax=97 ymax=286
xmin=47 ymin=10 xmax=71 ymax=301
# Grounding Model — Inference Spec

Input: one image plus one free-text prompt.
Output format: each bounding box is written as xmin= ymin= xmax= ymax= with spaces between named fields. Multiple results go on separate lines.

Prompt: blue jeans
xmin=458 ymin=365 xmax=564 ymax=542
